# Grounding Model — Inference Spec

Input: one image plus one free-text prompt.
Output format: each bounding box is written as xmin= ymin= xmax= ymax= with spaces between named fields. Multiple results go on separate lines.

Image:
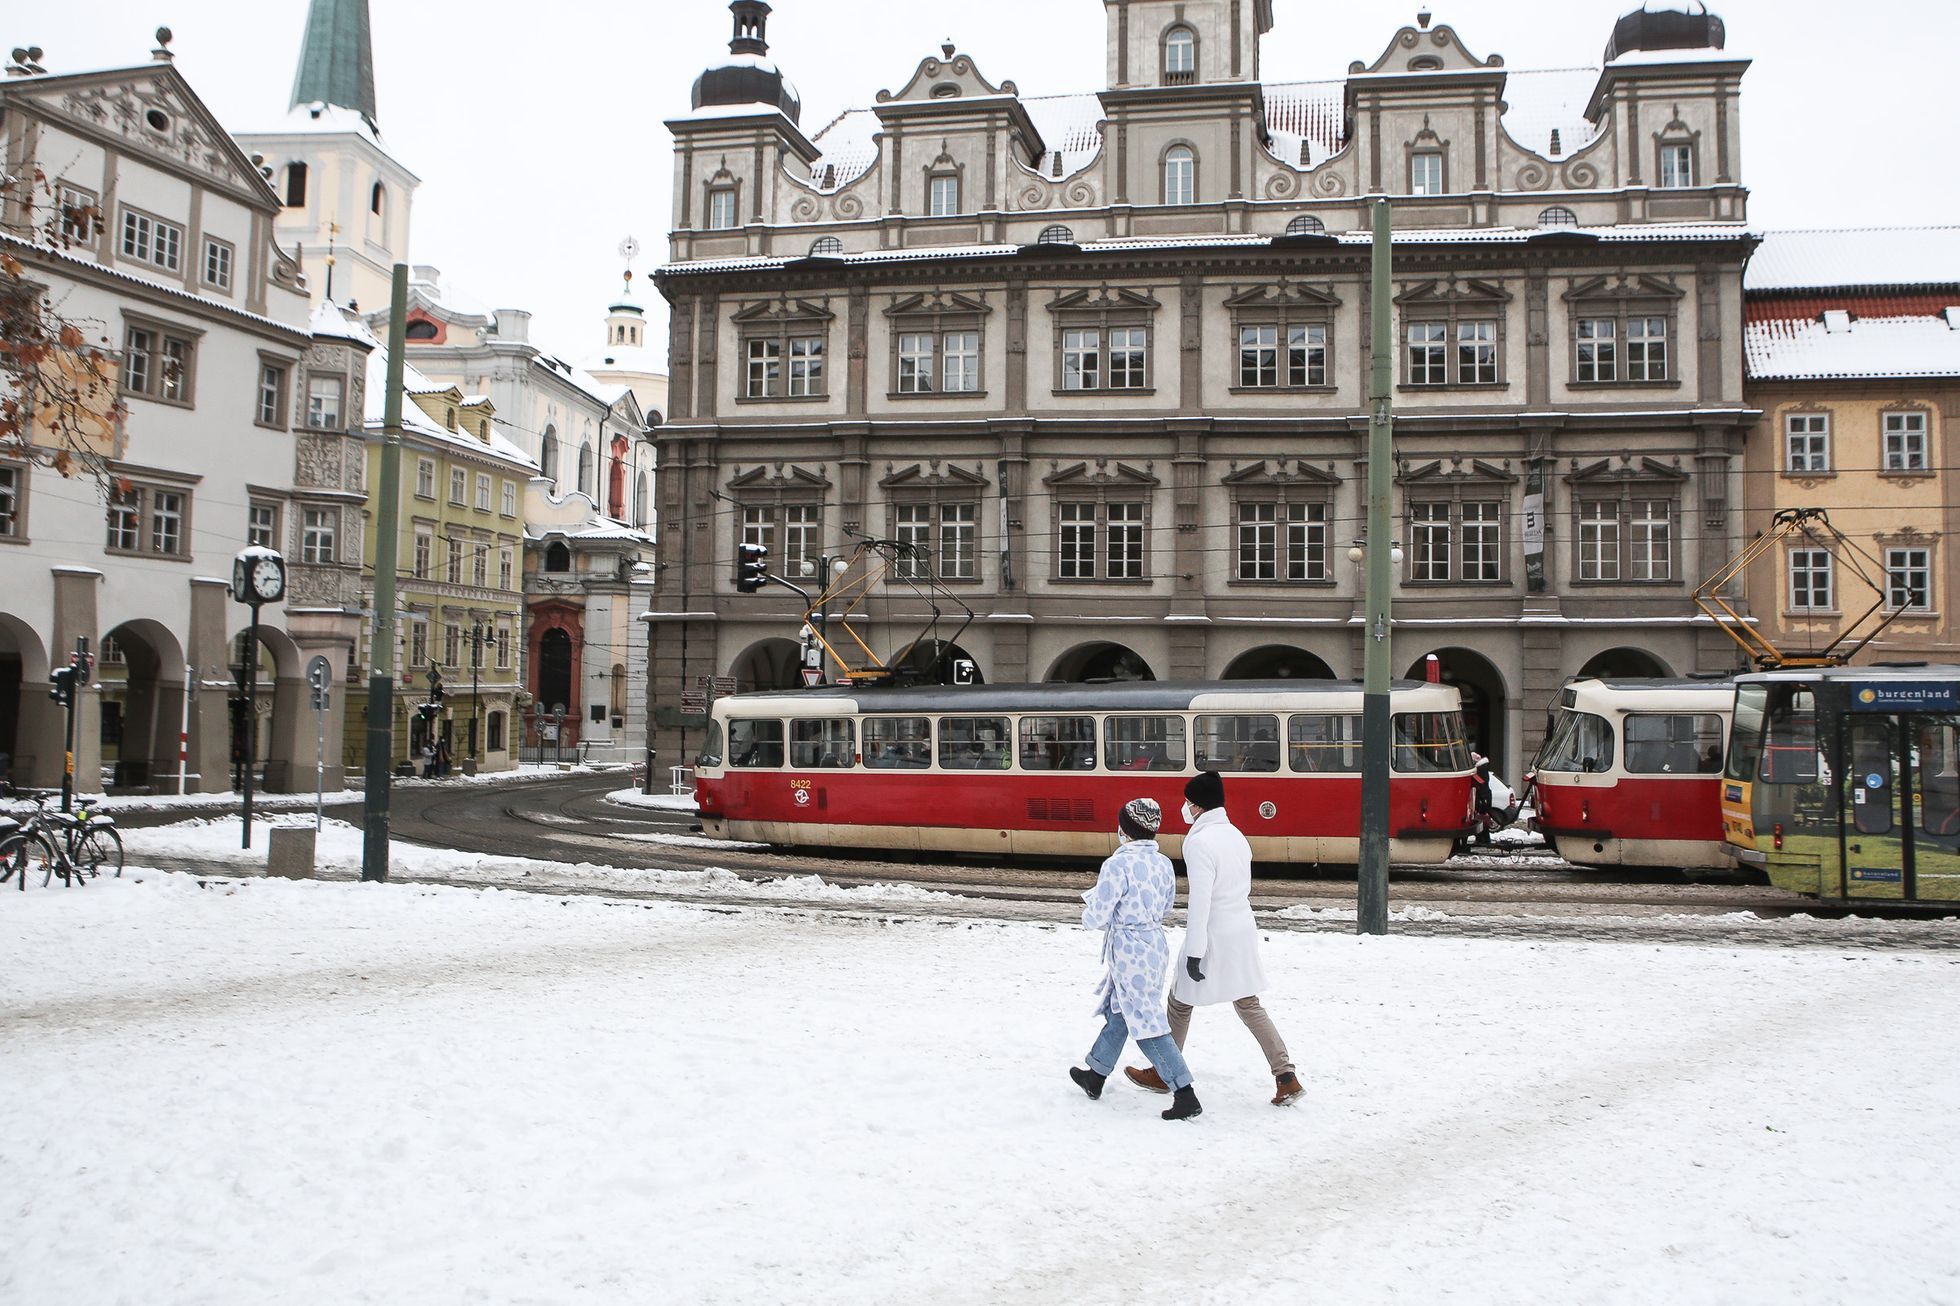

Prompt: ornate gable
xmin=1563 ymin=273 xmax=1685 ymax=305
xmin=879 ymin=460 xmax=990 ymax=490
xmin=877 ymin=45 xmax=1019 ymax=104
xmin=1567 ymin=454 xmax=1689 ymax=484
xmin=1223 ymin=280 xmax=1343 ymax=312
xmin=729 ymin=295 xmax=837 ymax=325
xmin=1222 ymin=459 xmax=1342 ymax=487
xmin=885 ymin=290 xmax=991 ymax=319
xmin=1397 ymin=456 xmax=1520 ymax=486
xmin=1042 ymin=458 xmax=1159 ymax=489
xmin=1394 ymin=276 xmax=1513 ymax=309
xmin=1047 ymin=285 xmax=1161 ymax=314
xmin=23 ymin=67 xmax=279 ymax=209
xmin=726 ymin=462 xmax=832 ymax=493
xmin=1349 ymin=23 xmax=1503 ymax=76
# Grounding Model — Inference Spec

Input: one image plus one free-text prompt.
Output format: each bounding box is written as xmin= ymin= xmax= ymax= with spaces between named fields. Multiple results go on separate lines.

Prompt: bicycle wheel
xmin=0 ymin=831 xmax=56 ymax=891
xmin=74 ymin=826 xmax=124 ymax=879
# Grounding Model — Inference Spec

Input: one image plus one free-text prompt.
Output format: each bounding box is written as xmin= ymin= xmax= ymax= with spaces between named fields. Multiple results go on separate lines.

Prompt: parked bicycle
xmin=0 ymin=786 xmax=124 ymax=890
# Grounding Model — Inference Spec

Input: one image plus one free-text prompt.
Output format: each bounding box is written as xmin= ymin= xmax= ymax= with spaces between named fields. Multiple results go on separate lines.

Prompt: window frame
xmin=927 ymin=171 xmax=961 ymax=218
xmin=201 ymin=235 xmax=235 ymax=294
xmin=1231 ymin=492 xmax=1332 ymax=586
xmin=1161 ymin=23 xmax=1198 ymax=84
xmin=255 ymin=355 xmax=290 ymax=430
xmin=0 ymin=460 xmax=29 ymax=544
xmin=1884 ymin=545 xmax=1934 ymax=613
xmin=706 ymin=185 xmax=739 ymax=231
xmin=247 ymin=500 xmax=279 ymax=551
xmin=501 ymin=480 xmax=518 ymax=518
xmin=1403 ymin=490 xmax=1508 ymax=586
xmin=103 ymin=479 xmax=195 ymax=560
xmin=1052 ymin=492 xmax=1152 ymax=584
xmin=1052 ymin=316 xmax=1153 ymax=396
xmin=120 ymin=314 xmax=200 ymax=407
xmin=1573 ymin=488 xmax=1678 ymax=585
xmin=475 ymin=472 xmax=493 ymax=513
xmin=300 ymin=506 xmax=337 ymax=565
xmin=1408 ymin=149 xmax=1446 ymax=197
xmin=415 ymin=457 xmax=436 ymax=500
xmin=449 ymin=467 xmax=468 ymax=506
xmin=412 ymin=525 xmax=433 ymax=580
xmin=889 ymin=492 xmax=983 ymax=583
xmin=1229 ymin=295 xmax=1336 ymax=395
xmin=1566 ymin=282 xmax=1682 ymax=389
xmin=1656 ymin=138 xmax=1697 ymax=190
xmin=306 ymin=374 xmax=345 ymax=430
xmin=55 ymin=180 xmax=100 ymax=251
xmin=1787 ymin=546 xmax=1835 ymax=614
xmin=118 ymin=205 xmax=183 ymax=273
xmin=1398 ymin=300 xmax=1507 ymax=390
xmin=740 ymin=324 xmax=830 ymax=402
xmin=1881 ymin=410 xmax=1930 ymax=474
xmin=885 ymin=296 xmax=989 ymax=398
xmin=1161 ymin=143 xmax=1197 ymax=207
xmin=1784 ymin=411 xmax=1832 ymax=476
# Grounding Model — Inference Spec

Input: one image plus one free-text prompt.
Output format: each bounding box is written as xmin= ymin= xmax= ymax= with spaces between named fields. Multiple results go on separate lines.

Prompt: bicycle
xmin=0 ymin=787 xmax=123 ymax=889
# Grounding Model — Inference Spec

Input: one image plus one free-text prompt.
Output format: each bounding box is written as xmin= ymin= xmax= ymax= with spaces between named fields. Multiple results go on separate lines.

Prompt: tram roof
xmin=1571 ymin=676 xmax=1737 ymax=691
xmin=717 ymin=678 xmax=1452 ymax=714
xmin=1735 ymin=664 xmax=1960 ymax=683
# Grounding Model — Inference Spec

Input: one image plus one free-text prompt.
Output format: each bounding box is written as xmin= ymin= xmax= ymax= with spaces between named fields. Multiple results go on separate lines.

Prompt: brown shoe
xmin=1123 ymin=1065 xmax=1170 ymax=1094
xmin=1271 ymin=1071 xmax=1304 ymax=1106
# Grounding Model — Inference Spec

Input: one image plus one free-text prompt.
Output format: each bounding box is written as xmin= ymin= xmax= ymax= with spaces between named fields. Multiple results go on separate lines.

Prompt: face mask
xmin=1182 ymin=801 xmax=1201 ymax=825
xmin=1115 ymin=830 xmax=1131 ymax=845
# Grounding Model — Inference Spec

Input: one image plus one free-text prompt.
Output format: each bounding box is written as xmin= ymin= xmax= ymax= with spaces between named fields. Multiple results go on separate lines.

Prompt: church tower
xmin=235 ymin=0 xmax=420 ymax=311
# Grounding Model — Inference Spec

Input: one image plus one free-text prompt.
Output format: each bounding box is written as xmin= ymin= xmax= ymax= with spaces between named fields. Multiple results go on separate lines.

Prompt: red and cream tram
xmin=1529 ymin=677 xmax=1735 ymax=869
xmin=694 ymin=680 xmax=1477 ymax=863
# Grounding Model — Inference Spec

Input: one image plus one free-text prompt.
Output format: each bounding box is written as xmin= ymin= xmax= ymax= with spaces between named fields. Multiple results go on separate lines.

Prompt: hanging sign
xmin=1523 ymin=463 xmax=1546 ymax=593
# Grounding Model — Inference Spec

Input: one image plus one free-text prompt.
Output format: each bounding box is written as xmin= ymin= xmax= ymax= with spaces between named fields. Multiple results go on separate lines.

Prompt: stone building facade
xmin=648 ymin=1 xmax=1760 ymax=774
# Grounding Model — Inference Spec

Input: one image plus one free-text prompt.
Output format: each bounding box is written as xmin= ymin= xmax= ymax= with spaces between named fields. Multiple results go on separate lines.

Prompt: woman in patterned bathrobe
xmin=1069 ymin=797 xmax=1203 ymax=1121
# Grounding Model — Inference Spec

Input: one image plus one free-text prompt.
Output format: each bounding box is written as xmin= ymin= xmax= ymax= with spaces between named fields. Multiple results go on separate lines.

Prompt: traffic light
xmin=735 ymin=542 xmax=769 ymax=594
xmin=417 ymin=703 xmax=439 ymax=723
xmin=49 ymin=665 xmax=75 ymax=707
xmin=429 ymin=663 xmax=445 ymax=702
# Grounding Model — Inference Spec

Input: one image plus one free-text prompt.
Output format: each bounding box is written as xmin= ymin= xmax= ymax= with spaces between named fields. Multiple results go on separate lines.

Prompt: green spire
xmin=289 ymin=0 xmax=378 ymax=130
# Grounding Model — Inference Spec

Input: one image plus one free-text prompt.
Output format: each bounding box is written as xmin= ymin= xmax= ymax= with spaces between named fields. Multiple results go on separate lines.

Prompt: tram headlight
xmin=1772 ymin=822 xmax=1783 ymax=851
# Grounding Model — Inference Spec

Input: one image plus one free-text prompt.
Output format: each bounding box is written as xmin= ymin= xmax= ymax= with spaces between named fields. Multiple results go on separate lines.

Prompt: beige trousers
xmin=1167 ymin=994 xmax=1294 ymax=1077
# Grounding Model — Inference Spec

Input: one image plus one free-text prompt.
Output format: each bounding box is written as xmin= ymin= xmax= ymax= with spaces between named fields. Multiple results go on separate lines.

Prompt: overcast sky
xmin=25 ymin=0 xmax=1958 ymax=376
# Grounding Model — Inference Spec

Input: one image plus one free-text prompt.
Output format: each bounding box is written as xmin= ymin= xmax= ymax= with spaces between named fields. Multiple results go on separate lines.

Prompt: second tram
xmin=1529 ymin=677 xmax=1735 ymax=870
xmin=694 ymin=680 xmax=1477 ymax=863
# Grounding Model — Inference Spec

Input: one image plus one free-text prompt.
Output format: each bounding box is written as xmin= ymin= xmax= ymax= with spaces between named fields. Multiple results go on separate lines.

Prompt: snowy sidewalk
xmin=4 ymin=876 xmax=1956 ymax=1305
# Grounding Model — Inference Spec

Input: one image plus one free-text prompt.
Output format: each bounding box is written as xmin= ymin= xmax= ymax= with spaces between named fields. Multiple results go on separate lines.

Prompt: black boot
xmin=1070 ymin=1066 xmax=1106 ymax=1100
xmin=1161 ymin=1085 xmax=1202 ymax=1121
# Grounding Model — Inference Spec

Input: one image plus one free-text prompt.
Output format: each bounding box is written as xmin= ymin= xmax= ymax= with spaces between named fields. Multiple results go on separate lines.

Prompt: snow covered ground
xmin=604 ymin=785 xmax=700 ymax=813
xmin=4 ymin=875 xmax=1956 ymax=1304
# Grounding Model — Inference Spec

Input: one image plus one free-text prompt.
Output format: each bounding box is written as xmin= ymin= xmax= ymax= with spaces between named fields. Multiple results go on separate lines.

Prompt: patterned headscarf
xmin=1117 ymin=796 xmax=1162 ymax=842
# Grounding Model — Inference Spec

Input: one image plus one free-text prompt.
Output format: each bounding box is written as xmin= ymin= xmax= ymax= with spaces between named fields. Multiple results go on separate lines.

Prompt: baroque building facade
xmin=653 ymin=0 xmax=1759 ymax=775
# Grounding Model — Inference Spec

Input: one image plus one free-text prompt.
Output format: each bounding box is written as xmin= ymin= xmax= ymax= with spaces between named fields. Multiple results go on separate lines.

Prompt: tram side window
xmin=939 ymin=716 xmax=1012 ymax=770
xmin=863 ymin=716 xmax=932 ymax=768
xmin=1917 ymin=719 xmax=1960 ymax=838
xmin=729 ymin=718 xmax=784 ymax=768
xmin=1393 ymin=712 xmax=1471 ymax=772
xmin=1020 ymin=716 xmax=1097 ymax=770
xmin=1289 ymin=714 xmax=1362 ymax=772
xmin=1624 ymin=713 xmax=1725 ymax=775
xmin=790 ymin=718 xmax=855 ymax=768
xmin=1195 ymin=714 xmax=1281 ymax=772
xmin=1106 ymin=715 xmax=1188 ymax=771
xmin=1758 ymin=687 xmax=1819 ymax=784
xmin=1538 ymin=710 xmax=1614 ymax=774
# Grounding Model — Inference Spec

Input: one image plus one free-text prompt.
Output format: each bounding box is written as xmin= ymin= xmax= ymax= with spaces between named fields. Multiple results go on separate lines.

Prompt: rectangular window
xmin=472 ymin=544 xmax=487 ymax=588
xmin=202 ymin=237 xmax=233 ymax=292
xmin=1626 ymin=317 xmax=1667 ymax=382
xmin=475 ymin=473 xmax=492 ymax=512
xmin=787 ymin=336 xmax=824 ymax=396
xmin=1059 ymin=502 xmax=1096 ymax=579
xmin=707 ymin=188 xmax=738 ymax=230
xmin=1194 ymin=714 xmax=1281 ymax=773
xmin=863 ymin=716 xmax=932 ymax=768
xmin=1460 ymin=501 xmax=1501 ymax=581
xmin=1062 ymin=328 xmax=1100 ymax=391
xmin=413 ymin=528 xmax=432 ymax=580
xmin=1104 ymin=715 xmax=1187 ymax=772
xmin=937 ymin=716 xmax=1012 ymax=770
xmin=746 ymin=338 xmax=781 ymax=398
xmin=1287 ymin=323 xmax=1327 ymax=387
xmin=1018 ymin=716 xmax=1097 ymax=771
xmin=1789 ymin=548 xmax=1833 ymax=611
xmin=1659 ymin=143 xmax=1694 ymax=189
xmin=498 ymin=546 xmax=514 ymax=591
xmin=1623 ymin=713 xmax=1725 ymax=775
xmin=124 ymin=327 xmax=152 ymax=394
xmin=897 ymin=333 xmax=936 ymax=393
xmin=1109 ymin=327 xmax=1148 ymax=389
xmin=501 ymin=481 xmax=517 ymax=517
xmin=107 ymin=489 xmax=140 ymax=551
xmin=1410 ymin=152 xmax=1443 ymax=196
xmin=1887 ymin=548 xmax=1932 ymax=610
xmin=1239 ymin=325 xmax=1278 ymax=388
xmin=782 ymin=504 xmax=818 ymax=577
xmin=443 ymin=623 xmax=461 ymax=668
xmin=1785 ymin=413 xmax=1830 ymax=473
xmin=740 ymin=505 xmax=774 ymax=561
xmin=150 ymin=490 xmax=184 ymax=555
xmin=446 ymin=536 xmax=463 ymax=584
xmin=161 ymin=337 xmax=190 ymax=402
xmin=928 ymin=174 xmax=959 ymax=217
xmin=1457 ymin=320 xmax=1497 ymax=384
xmin=790 ymin=718 xmax=855 ymax=769
xmin=1106 ymin=501 xmax=1144 ymax=579
xmin=1631 ymin=499 xmax=1671 ymax=581
xmin=1285 ymin=501 xmax=1328 ymax=581
xmin=120 ymin=209 xmax=183 ymax=271
xmin=416 ymin=458 xmax=435 ymax=499
xmin=0 ymin=464 xmax=18 ymax=539
xmin=409 ymin=621 xmax=427 ymax=672
xmin=1411 ymin=502 xmax=1452 ymax=581
xmin=257 ymin=363 xmax=284 ymax=426
xmin=248 ymin=502 xmax=278 ymax=550
xmin=495 ymin=620 xmax=513 ymax=670
xmin=1288 ymin=714 xmax=1363 ymax=773
xmin=123 ymin=323 xmax=196 ymax=402
xmin=943 ymin=331 xmax=980 ymax=392
xmin=301 ymin=508 xmax=335 ymax=564
xmin=57 ymin=182 xmax=98 ymax=245
xmin=939 ymin=501 xmax=977 ymax=580
xmin=449 ymin=468 xmax=467 ymax=505
xmin=1883 ymin=412 xmax=1928 ymax=472
xmin=1237 ymin=501 xmax=1276 ymax=580
xmin=1576 ymin=318 xmax=1616 ymax=382
xmin=895 ymin=502 xmax=931 ymax=579
xmin=1579 ymin=500 xmax=1620 ymax=581
xmin=305 ymin=375 xmax=344 ymax=429
xmin=1406 ymin=322 xmax=1447 ymax=385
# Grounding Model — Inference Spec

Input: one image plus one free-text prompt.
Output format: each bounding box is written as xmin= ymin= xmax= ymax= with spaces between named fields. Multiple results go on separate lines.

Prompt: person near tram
xmin=1126 ymin=770 xmax=1304 ymax=1107
xmin=1069 ymin=797 xmax=1203 ymax=1121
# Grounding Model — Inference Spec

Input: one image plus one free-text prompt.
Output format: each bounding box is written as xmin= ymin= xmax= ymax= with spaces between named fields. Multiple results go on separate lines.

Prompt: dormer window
xmin=1410 ymin=151 xmax=1444 ymax=196
xmin=929 ymin=173 xmax=960 ymax=218
xmin=1162 ymin=145 xmax=1196 ymax=206
xmin=1163 ymin=25 xmax=1196 ymax=84
xmin=1658 ymin=141 xmax=1694 ymax=189
xmin=708 ymin=186 xmax=738 ymax=230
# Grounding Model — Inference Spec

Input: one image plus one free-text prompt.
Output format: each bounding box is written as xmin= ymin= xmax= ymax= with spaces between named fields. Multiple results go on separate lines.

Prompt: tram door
xmin=1909 ymin=716 xmax=1960 ymax=902
xmin=1841 ymin=715 xmax=1907 ymax=900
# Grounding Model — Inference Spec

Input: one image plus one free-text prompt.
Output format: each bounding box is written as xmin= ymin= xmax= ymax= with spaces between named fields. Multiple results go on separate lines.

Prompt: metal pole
xmin=60 ymin=638 xmax=81 ymax=813
xmin=362 ymin=263 xmax=411 ymax=882
xmin=471 ymin=626 xmax=482 ymax=766
xmin=315 ymin=694 xmax=327 ymax=832
xmin=1357 ymin=196 xmax=1395 ymax=937
xmin=178 ymin=661 xmax=191 ymax=795
xmin=242 ymin=602 xmax=258 ymax=849
xmin=642 ymin=615 xmax=657 ymax=794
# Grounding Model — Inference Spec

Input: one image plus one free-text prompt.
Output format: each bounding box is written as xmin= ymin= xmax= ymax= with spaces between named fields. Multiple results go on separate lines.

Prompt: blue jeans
xmin=1085 ymin=1011 xmax=1193 ymax=1091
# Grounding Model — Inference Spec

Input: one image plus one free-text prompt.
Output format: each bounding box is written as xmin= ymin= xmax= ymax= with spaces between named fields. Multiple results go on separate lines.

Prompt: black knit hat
xmin=1184 ymin=770 xmax=1225 ymax=811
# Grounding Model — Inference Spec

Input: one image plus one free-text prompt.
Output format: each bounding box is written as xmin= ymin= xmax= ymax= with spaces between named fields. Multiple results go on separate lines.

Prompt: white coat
xmin=1171 ymin=806 xmax=1267 ymax=1005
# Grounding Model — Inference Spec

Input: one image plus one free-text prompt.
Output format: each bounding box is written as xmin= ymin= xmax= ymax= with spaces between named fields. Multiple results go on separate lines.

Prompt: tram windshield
xmin=1537 ymin=709 xmax=1613 ymax=774
xmin=1725 ymin=684 xmax=1818 ymax=784
xmin=1624 ymin=713 xmax=1725 ymax=775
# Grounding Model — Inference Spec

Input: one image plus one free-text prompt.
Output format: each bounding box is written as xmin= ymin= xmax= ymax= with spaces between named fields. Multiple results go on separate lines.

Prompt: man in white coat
xmin=1126 ymin=770 xmax=1303 ymax=1106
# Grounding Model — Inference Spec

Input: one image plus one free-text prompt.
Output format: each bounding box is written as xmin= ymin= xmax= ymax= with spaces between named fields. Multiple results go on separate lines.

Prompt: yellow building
xmin=1741 ymin=228 xmax=1959 ymax=664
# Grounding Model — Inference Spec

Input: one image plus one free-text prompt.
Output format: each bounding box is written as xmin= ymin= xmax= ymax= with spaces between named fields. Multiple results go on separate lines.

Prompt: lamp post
xmin=1358 ymin=196 xmax=1395 ymax=936
xmin=469 ymin=622 xmax=496 ymax=766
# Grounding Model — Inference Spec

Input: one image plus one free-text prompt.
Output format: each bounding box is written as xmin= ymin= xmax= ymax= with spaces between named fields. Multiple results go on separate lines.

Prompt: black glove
xmin=1186 ymin=956 xmax=1205 ymax=984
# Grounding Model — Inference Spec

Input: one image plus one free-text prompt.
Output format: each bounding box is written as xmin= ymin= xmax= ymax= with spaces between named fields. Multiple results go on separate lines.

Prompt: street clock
xmin=232 ymin=545 xmax=287 ymax=605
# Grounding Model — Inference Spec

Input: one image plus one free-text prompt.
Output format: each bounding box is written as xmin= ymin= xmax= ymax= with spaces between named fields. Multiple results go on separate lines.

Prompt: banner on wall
xmin=1523 ymin=462 xmax=1546 ymax=593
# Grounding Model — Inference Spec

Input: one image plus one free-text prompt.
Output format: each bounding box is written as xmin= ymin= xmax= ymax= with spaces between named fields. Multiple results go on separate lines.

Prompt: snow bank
xmin=604 ymin=786 xmax=699 ymax=813
xmin=3 ymin=876 xmax=1956 ymax=1303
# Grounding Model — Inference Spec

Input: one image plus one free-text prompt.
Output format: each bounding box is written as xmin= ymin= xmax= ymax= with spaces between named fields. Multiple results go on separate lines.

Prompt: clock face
xmin=252 ymin=557 xmax=284 ymax=601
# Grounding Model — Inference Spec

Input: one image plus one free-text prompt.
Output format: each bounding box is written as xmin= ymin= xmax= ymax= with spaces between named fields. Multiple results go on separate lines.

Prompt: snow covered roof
xmin=582 ymin=344 xmax=668 ymax=378
xmin=1499 ymin=68 xmax=1606 ymax=159
xmin=803 ymin=108 xmax=881 ymax=192
xmin=1745 ymin=227 xmax=1960 ymax=293
xmin=533 ymin=354 xmax=630 ymax=408
xmin=1023 ymin=94 xmax=1107 ymax=181
xmin=361 ymin=344 xmax=538 ymax=470
xmin=258 ymin=101 xmax=383 ymax=145
xmin=1745 ymin=313 xmax=1960 ymax=382
xmin=310 ymin=300 xmax=380 ymax=347
xmin=1603 ymin=45 xmax=1746 ymax=68
xmin=1262 ymin=81 xmax=1345 ymax=169
xmin=0 ymin=231 xmax=311 ymax=336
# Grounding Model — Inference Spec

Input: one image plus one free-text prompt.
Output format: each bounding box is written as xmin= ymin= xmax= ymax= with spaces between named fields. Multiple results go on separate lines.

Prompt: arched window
xmin=370 ymin=182 xmax=385 ymax=216
xmin=576 ymin=442 xmax=594 ymax=496
xmin=405 ymin=320 xmax=438 ymax=340
xmin=1037 ymin=223 xmax=1076 ymax=245
xmin=544 ymin=541 xmax=572 ymax=572
xmin=635 ymin=471 xmax=650 ymax=527
xmin=1537 ymin=205 xmax=1580 ymax=228
xmin=809 ymin=235 xmax=844 ymax=256
xmin=540 ymin=424 xmax=559 ymax=486
xmin=1163 ymin=25 xmax=1196 ymax=83
xmin=1163 ymin=145 xmax=1195 ymax=206
xmin=1285 ymin=214 xmax=1326 ymax=236
xmin=284 ymin=162 xmax=308 ymax=208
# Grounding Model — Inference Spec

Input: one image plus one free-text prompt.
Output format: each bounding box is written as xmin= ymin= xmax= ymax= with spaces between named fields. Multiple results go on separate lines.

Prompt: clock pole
xmin=363 ymin=264 xmax=411 ymax=882
xmin=242 ymin=595 xmax=259 ymax=849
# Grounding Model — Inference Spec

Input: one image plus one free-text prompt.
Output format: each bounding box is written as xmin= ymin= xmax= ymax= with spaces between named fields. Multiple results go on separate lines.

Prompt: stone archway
xmin=0 ymin=614 xmax=53 ymax=787
xmin=229 ymin=624 xmax=307 ymax=792
xmin=1221 ymin=645 xmax=1337 ymax=681
xmin=528 ymin=601 xmax=585 ymax=746
xmin=1405 ymin=646 xmax=1509 ymax=773
xmin=730 ymin=637 xmax=804 ymax=693
xmin=99 ymin=619 xmax=187 ymax=793
xmin=1577 ymin=646 xmax=1674 ymax=679
xmin=893 ymin=638 xmax=985 ymax=685
xmin=1047 ymin=642 xmax=1155 ymax=683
